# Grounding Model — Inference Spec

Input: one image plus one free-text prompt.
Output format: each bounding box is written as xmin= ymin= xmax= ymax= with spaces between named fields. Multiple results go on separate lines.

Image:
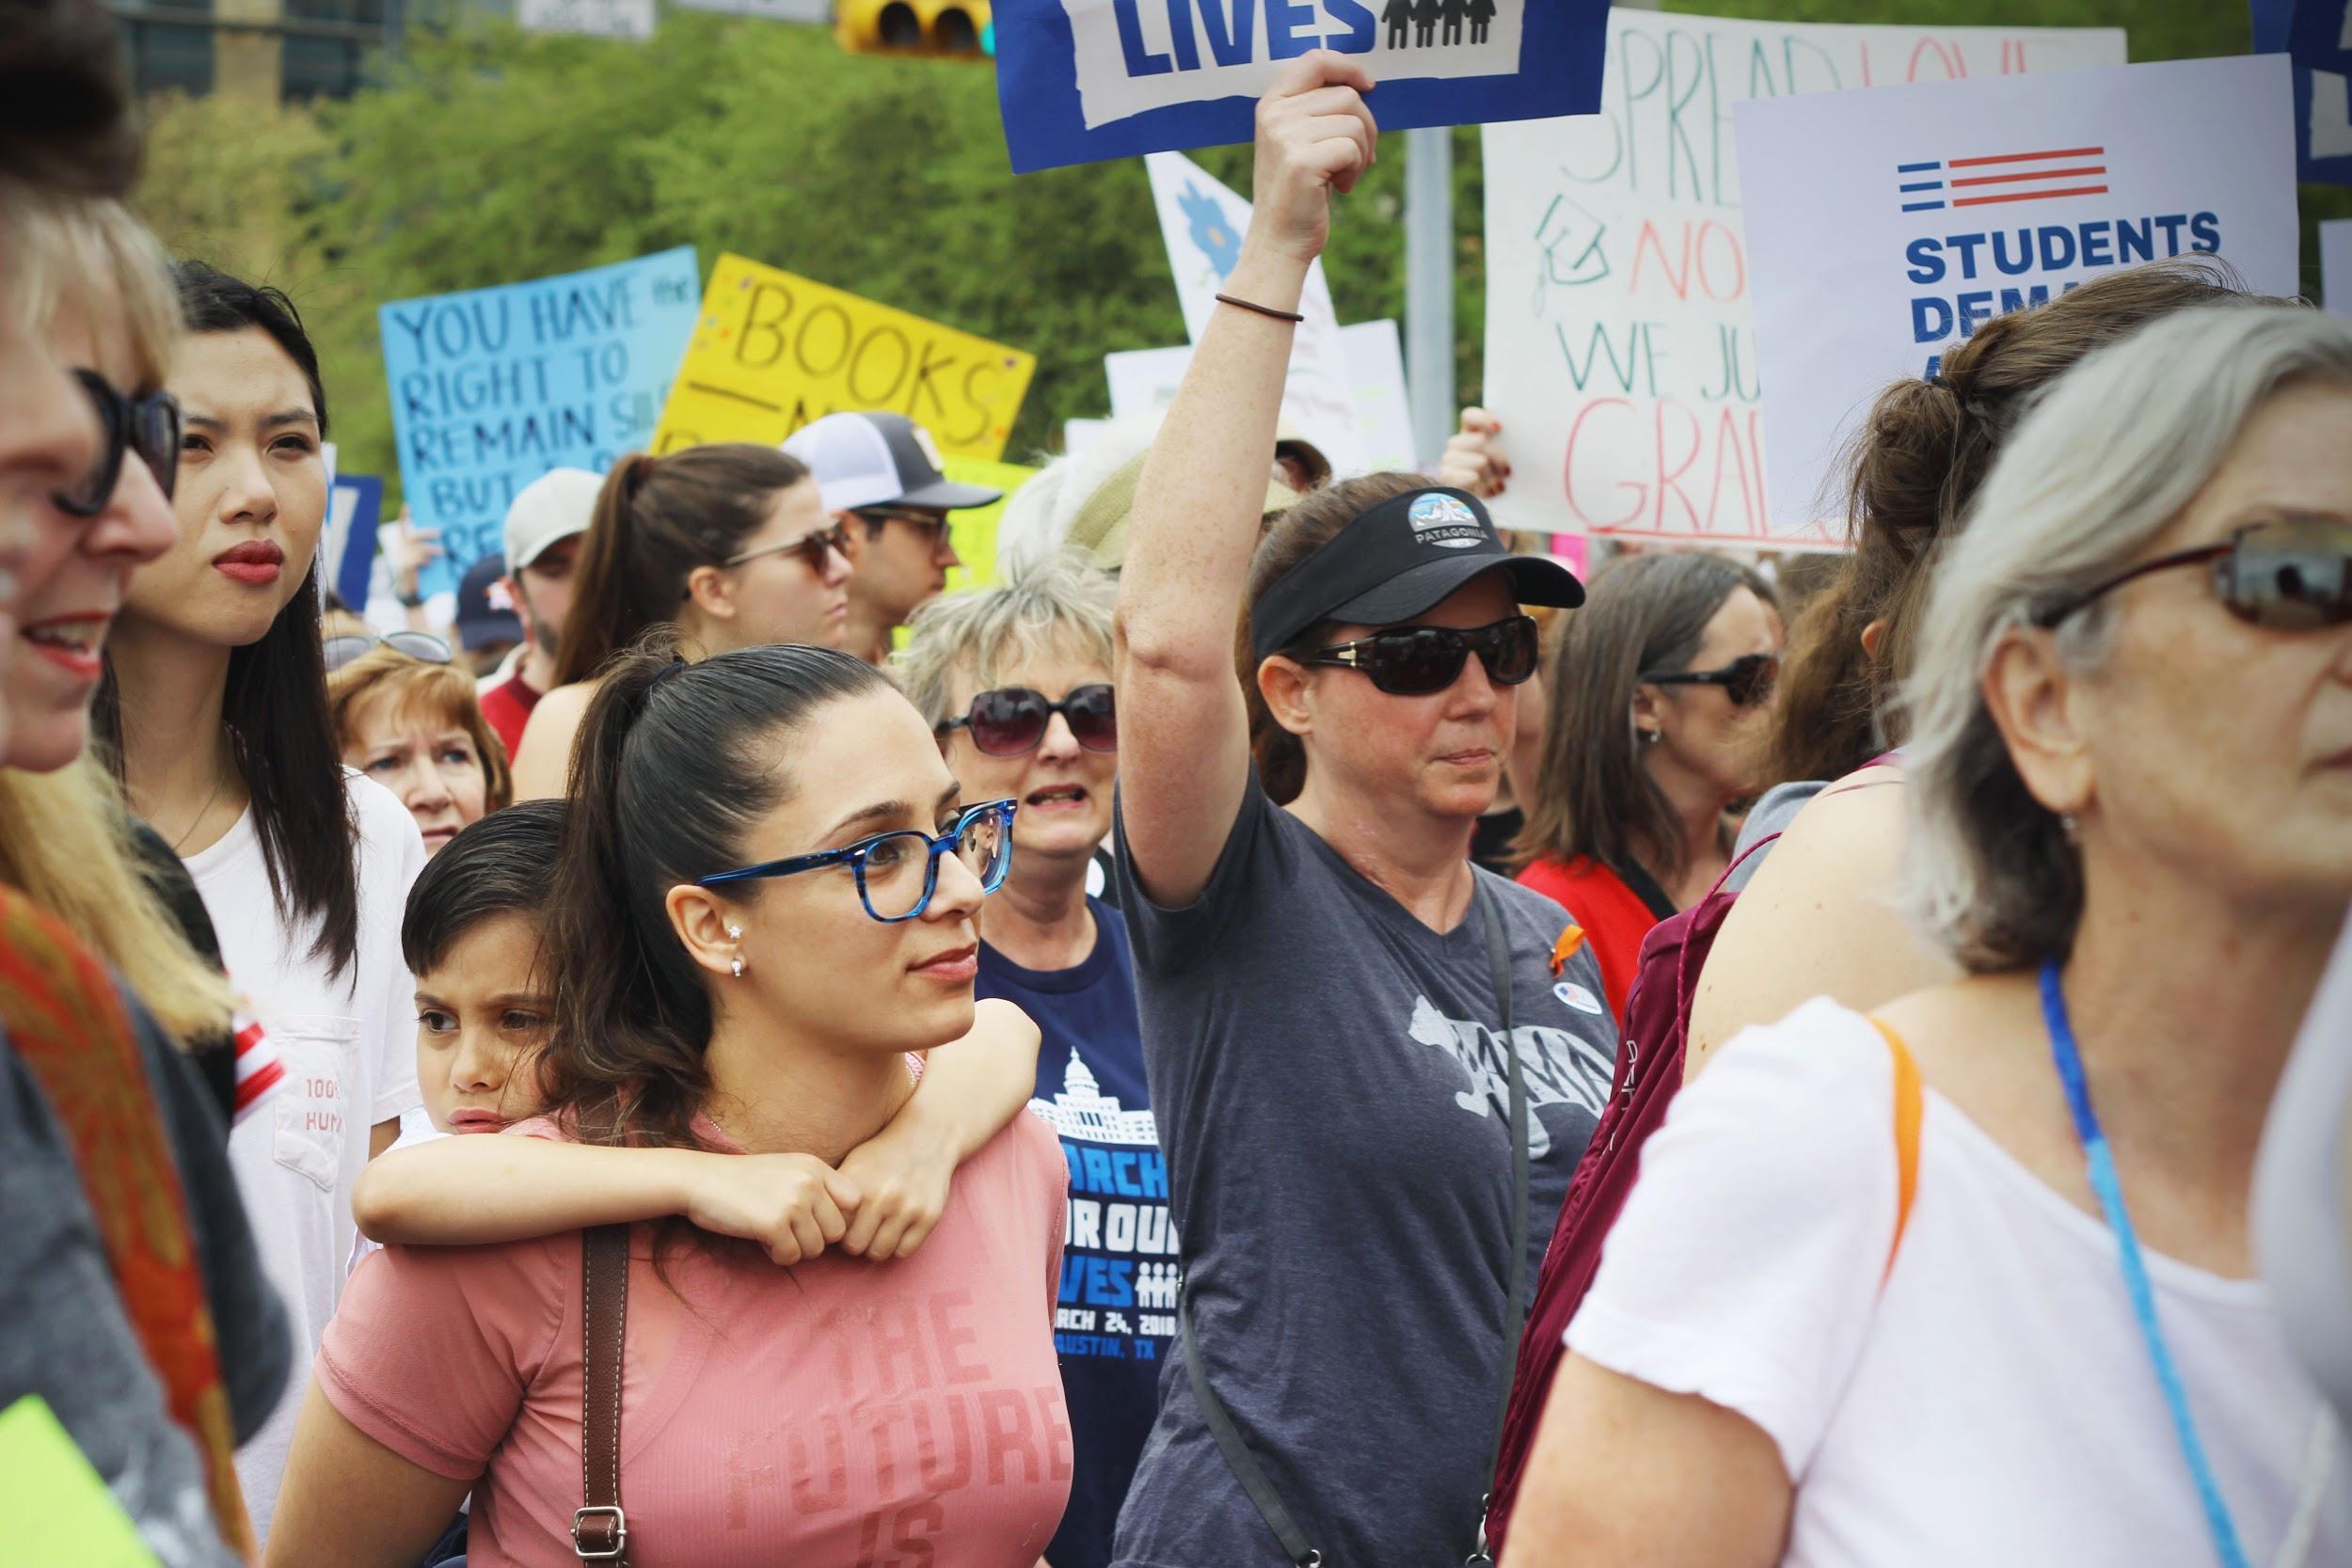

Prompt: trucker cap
xmin=782 ymin=412 xmax=1003 ymax=515
xmin=1248 ymin=487 xmax=1583 ymax=662
xmin=502 ymin=467 xmax=601 ymax=571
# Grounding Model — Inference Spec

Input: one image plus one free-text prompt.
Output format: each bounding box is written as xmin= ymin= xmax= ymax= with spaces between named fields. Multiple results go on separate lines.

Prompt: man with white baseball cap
xmin=783 ymin=411 xmax=1002 ymax=664
xmin=477 ymin=467 xmax=600 ymax=757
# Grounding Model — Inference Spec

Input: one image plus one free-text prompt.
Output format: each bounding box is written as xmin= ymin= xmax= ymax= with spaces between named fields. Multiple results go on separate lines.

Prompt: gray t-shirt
xmin=1110 ymin=778 xmax=1618 ymax=1567
xmin=0 ymin=989 xmax=292 ymax=1566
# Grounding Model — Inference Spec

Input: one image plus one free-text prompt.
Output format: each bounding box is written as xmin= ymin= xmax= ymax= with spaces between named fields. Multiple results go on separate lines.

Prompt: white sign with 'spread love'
xmin=1480 ymin=10 xmax=2122 ymax=550
xmin=1737 ymin=53 xmax=2298 ymax=541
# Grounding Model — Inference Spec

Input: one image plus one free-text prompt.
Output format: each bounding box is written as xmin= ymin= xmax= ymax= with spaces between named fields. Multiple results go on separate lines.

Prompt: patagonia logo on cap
xmin=1408 ymin=492 xmax=1485 ymax=550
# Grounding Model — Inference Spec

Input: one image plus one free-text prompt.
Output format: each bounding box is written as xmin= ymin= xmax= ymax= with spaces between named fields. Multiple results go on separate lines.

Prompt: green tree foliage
xmin=133 ymin=2 xmax=2343 ymax=496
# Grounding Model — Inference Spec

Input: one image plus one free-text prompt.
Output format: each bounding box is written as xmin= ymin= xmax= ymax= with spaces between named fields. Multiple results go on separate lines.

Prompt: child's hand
xmin=682 ymin=1152 xmax=862 ymax=1266
xmin=834 ymin=1126 xmax=957 ymax=1260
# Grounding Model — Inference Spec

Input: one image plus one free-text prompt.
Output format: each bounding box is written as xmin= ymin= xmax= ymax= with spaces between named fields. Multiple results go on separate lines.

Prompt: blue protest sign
xmin=324 ymin=473 xmax=384 ymax=611
xmin=992 ymin=0 xmax=1608 ymax=173
xmin=379 ymin=247 xmax=700 ymax=595
xmin=2289 ymin=0 xmax=2352 ymax=77
xmin=2254 ymin=0 xmax=2352 ymax=182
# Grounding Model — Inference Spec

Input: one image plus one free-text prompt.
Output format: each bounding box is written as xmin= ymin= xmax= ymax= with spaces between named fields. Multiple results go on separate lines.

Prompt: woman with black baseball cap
xmin=1105 ymin=51 xmax=1616 ymax=1568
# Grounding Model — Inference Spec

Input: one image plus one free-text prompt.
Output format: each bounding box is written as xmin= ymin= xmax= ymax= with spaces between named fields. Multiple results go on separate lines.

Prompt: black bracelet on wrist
xmin=395 ymin=589 xmax=425 ymax=609
xmin=1214 ymin=293 xmax=1306 ymax=324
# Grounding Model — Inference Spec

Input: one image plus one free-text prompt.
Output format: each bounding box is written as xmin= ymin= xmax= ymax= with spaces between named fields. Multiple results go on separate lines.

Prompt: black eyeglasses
xmin=2034 ymin=515 xmax=2352 ymax=632
xmin=324 ymin=630 xmax=453 ymax=673
xmin=719 ymin=520 xmax=851 ymax=574
xmin=1640 ymin=651 xmax=1780 ymax=708
xmin=54 ymin=369 xmax=181 ymax=518
xmin=937 ymin=684 xmax=1117 ymax=756
xmin=696 ymin=799 xmax=1018 ymax=924
xmin=1298 ymin=616 xmax=1541 ymax=697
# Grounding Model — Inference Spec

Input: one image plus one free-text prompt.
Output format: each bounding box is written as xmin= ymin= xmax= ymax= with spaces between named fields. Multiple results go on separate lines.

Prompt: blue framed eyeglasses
xmin=695 ymin=799 xmax=1018 ymax=924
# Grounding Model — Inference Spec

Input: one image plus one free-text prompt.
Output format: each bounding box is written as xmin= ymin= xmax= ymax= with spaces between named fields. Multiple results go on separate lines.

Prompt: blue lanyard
xmin=2040 ymin=960 xmax=2251 ymax=1568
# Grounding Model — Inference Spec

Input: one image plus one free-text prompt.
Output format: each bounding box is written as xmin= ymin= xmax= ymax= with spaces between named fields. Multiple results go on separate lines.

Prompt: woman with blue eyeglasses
xmin=269 ymin=639 xmax=1074 ymax=1568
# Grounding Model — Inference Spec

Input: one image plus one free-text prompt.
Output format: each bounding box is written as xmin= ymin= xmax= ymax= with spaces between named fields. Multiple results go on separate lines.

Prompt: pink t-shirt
xmin=318 ymin=1106 xmax=1072 ymax=1567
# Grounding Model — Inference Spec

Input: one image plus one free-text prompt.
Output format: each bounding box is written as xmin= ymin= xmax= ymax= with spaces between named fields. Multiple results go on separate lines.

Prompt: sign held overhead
xmin=993 ymin=0 xmax=1609 ymax=172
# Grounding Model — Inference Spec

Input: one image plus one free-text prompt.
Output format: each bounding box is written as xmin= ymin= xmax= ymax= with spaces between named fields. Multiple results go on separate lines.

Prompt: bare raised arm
xmin=1114 ymin=50 xmax=1377 ymax=908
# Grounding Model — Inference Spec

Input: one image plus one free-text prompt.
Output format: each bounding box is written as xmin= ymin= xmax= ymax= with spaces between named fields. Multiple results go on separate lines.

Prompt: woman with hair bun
xmin=1685 ymin=257 xmax=2271 ymax=1074
xmin=509 ymin=443 xmax=852 ymax=799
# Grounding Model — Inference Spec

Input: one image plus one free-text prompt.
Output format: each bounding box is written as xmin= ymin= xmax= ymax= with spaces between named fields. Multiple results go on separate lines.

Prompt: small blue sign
xmin=378 ymin=247 xmax=700 ymax=596
xmin=993 ymin=0 xmax=1608 ymax=174
xmin=2254 ymin=0 xmax=2352 ymax=184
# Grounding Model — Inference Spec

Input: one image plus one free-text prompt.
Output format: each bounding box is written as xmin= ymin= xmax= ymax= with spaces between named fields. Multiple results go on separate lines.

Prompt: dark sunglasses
xmin=1299 ymin=615 xmax=1541 ymax=697
xmin=324 ymin=630 xmax=453 ymax=673
xmin=938 ymin=684 xmax=1117 ymax=756
xmin=1641 ymin=651 xmax=1780 ymax=708
xmin=54 ymin=369 xmax=181 ymax=518
xmin=855 ymin=506 xmax=952 ymax=545
xmin=719 ymin=519 xmax=850 ymax=574
xmin=2036 ymin=515 xmax=2352 ymax=632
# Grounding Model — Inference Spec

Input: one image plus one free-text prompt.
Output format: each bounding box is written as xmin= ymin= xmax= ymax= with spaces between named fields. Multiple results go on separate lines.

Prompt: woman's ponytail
xmin=541 ymin=634 xmax=713 ymax=1148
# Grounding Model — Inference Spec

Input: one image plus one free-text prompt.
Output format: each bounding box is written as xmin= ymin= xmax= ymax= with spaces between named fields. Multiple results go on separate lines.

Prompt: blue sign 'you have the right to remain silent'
xmin=993 ymin=0 xmax=1609 ymax=173
xmin=378 ymin=247 xmax=701 ymax=594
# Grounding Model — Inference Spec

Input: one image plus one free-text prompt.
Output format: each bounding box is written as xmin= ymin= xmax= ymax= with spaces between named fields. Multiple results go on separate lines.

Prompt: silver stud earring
xmin=1638 ymin=728 xmax=1661 ymax=747
xmin=725 ymin=923 xmax=742 ymax=940
xmin=2058 ymin=812 xmax=2081 ymax=846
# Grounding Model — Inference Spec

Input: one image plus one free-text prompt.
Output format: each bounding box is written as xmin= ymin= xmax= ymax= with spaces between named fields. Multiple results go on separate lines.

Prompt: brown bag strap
xmin=574 ymin=1224 xmax=630 ymax=1562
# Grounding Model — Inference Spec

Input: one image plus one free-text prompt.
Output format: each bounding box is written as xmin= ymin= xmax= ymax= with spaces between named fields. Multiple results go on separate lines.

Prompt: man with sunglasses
xmin=783 ymin=411 xmax=1002 ymax=665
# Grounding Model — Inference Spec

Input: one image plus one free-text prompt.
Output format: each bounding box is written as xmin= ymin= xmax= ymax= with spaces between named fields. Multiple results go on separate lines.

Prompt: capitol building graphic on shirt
xmin=1030 ymin=1049 xmax=1159 ymax=1145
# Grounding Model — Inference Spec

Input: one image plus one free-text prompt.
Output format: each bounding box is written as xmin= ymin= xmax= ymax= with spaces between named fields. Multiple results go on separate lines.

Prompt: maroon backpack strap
xmin=574 ymin=1225 xmax=630 ymax=1562
xmin=1668 ymin=832 xmax=1782 ymax=1054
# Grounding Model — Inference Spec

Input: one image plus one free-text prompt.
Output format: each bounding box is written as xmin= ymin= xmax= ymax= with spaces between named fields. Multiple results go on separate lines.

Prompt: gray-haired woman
xmin=896 ymin=551 xmax=1157 ymax=1568
xmin=1508 ymin=302 xmax=2352 ymax=1567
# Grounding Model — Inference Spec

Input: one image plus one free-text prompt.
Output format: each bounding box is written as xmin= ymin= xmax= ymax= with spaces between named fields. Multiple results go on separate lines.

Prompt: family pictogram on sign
xmin=1381 ymin=0 xmax=1497 ymax=50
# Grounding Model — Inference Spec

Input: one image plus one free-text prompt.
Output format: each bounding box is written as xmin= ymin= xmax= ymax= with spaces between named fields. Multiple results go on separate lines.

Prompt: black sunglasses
xmin=855 ymin=506 xmax=952 ymax=544
xmin=1641 ymin=651 xmax=1780 ymax=708
xmin=54 ymin=369 xmax=181 ymax=518
xmin=324 ymin=630 xmax=453 ymax=673
xmin=2035 ymin=515 xmax=2352 ymax=632
xmin=1299 ymin=616 xmax=1541 ymax=697
xmin=938 ymin=684 xmax=1117 ymax=756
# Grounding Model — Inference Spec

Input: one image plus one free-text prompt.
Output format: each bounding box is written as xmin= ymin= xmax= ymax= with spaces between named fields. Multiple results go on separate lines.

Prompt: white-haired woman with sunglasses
xmin=1510 ymin=302 xmax=2352 ymax=1567
xmin=897 ymin=552 xmax=1154 ymax=1568
xmin=1105 ymin=54 xmax=1615 ymax=1568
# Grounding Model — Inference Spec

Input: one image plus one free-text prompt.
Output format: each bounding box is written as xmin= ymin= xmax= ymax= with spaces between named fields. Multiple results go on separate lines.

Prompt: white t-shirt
xmin=1569 ymin=997 xmax=2347 ymax=1568
xmin=186 ymin=769 xmax=425 ymax=1538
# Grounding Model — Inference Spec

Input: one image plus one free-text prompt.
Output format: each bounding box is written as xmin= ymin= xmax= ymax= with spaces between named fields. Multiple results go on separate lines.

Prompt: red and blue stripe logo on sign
xmin=1899 ymin=147 xmax=2111 ymax=213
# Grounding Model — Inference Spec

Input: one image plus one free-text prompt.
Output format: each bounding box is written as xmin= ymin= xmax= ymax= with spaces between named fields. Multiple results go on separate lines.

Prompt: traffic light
xmin=835 ymin=0 xmax=993 ymax=58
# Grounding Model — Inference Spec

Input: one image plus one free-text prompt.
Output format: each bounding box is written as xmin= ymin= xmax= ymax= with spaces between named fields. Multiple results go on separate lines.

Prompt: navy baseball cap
xmin=455 ymin=554 xmax=523 ymax=651
xmin=1249 ymin=487 xmax=1583 ymax=661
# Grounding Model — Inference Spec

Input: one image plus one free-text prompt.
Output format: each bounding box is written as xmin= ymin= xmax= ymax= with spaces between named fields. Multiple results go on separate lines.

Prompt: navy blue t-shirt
xmin=976 ymin=897 xmax=1165 ymax=1568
